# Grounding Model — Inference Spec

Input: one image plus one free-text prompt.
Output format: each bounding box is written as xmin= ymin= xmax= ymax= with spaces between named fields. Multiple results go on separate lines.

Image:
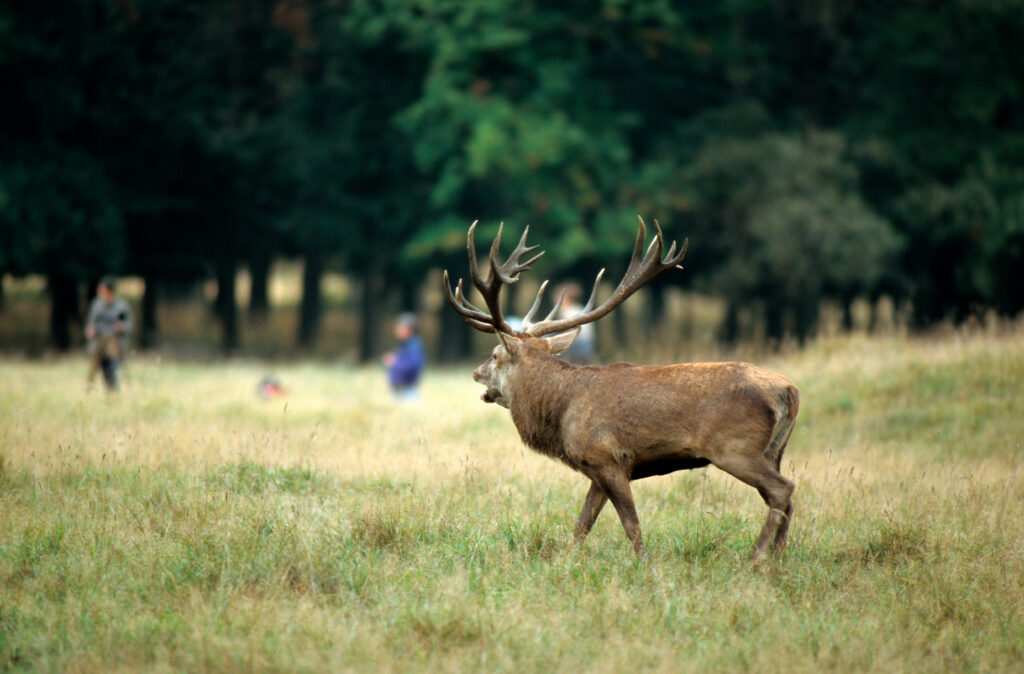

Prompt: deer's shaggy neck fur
xmin=507 ymin=346 xmax=578 ymax=461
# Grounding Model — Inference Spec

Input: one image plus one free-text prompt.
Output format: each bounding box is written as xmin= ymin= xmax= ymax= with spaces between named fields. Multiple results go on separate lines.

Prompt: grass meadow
xmin=1 ymin=328 xmax=1023 ymax=672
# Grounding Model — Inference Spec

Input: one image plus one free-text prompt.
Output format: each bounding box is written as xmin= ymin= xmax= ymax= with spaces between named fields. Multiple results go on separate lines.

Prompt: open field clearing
xmin=1 ymin=329 xmax=1023 ymax=672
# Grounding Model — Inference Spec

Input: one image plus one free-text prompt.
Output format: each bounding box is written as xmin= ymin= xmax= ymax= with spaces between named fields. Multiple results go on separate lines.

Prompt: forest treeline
xmin=2 ymin=1 xmax=1022 ymax=360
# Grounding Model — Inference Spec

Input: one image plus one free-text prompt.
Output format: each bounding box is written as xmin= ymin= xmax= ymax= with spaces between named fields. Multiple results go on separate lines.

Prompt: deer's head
xmin=445 ymin=218 xmax=688 ymax=406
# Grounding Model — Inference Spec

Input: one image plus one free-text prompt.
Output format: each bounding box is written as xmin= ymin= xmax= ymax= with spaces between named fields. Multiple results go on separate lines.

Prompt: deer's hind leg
xmin=594 ymin=471 xmax=646 ymax=560
xmin=764 ymin=411 xmax=797 ymax=554
xmin=573 ymin=481 xmax=608 ymax=544
xmin=713 ymin=451 xmax=794 ymax=561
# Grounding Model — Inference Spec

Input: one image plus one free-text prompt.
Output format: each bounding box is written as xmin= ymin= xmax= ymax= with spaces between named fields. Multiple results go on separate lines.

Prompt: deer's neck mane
xmin=508 ymin=348 xmax=581 ymax=461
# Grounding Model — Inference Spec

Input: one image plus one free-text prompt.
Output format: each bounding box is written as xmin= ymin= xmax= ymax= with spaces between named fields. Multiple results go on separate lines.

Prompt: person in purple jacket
xmin=383 ymin=313 xmax=426 ymax=401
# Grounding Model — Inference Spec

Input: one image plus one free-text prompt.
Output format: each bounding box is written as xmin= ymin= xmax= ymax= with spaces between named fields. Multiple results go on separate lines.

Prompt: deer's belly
xmin=630 ymin=456 xmax=711 ymax=480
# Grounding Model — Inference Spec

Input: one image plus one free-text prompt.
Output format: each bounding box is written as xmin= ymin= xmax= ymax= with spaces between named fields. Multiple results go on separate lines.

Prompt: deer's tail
xmin=765 ymin=384 xmax=800 ymax=471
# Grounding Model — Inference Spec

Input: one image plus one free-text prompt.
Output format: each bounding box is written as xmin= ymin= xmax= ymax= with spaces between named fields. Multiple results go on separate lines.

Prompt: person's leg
xmin=87 ymin=349 xmax=101 ymax=387
xmin=101 ymin=357 xmax=120 ymax=391
xmin=394 ymin=386 xmax=419 ymax=402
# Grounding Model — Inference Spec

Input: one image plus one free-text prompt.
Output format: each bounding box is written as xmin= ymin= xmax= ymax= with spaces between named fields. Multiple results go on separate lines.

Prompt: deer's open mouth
xmin=481 ymin=390 xmax=496 ymax=403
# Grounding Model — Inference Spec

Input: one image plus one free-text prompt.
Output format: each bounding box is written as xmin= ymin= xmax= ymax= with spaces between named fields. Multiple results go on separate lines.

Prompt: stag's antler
xmin=445 ymin=217 xmax=686 ymax=337
xmin=522 ymin=216 xmax=687 ymax=337
xmin=443 ymin=221 xmax=544 ymax=334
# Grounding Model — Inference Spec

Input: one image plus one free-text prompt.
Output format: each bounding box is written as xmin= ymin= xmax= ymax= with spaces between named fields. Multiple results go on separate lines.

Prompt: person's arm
xmin=85 ymin=299 xmax=99 ymax=339
xmin=115 ymin=299 xmax=134 ymax=334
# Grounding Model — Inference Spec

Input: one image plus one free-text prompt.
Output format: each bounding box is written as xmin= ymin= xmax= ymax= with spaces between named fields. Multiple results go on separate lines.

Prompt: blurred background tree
xmin=685 ymin=130 xmax=900 ymax=344
xmin=1 ymin=0 xmax=1021 ymax=357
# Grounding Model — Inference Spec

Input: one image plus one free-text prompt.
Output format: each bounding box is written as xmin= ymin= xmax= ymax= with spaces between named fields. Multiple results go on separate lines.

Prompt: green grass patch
xmin=0 ymin=330 xmax=1022 ymax=671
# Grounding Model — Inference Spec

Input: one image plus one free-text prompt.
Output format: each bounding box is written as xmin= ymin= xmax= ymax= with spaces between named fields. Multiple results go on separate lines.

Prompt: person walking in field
xmin=85 ymin=276 xmax=133 ymax=392
xmin=383 ymin=313 xmax=426 ymax=401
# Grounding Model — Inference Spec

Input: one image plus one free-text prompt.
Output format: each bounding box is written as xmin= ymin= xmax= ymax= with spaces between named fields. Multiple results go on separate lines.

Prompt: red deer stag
xmin=443 ymin=218 xmax=799 ymax=562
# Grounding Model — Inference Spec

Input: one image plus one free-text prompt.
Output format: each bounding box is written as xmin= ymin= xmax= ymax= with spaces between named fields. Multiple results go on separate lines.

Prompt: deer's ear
xmin=542 ymin=327 xmax=581 ymax=356
xmin=496 ymin=331 xmax=519 ymax=360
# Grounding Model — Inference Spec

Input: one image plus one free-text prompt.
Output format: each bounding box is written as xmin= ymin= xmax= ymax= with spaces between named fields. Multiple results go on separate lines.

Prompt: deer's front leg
xmin=573 ymin=481 xmax=608 ymax=544
xmin=597 ymin=472 xmax=647 ymax=560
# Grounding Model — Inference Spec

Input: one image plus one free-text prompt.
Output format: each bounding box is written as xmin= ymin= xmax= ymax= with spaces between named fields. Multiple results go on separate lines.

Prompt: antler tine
xmin=521 ymin=280 xmax=567 ymax=332
xmin=524 ymin=217 xmax=687 ymax=338
xmin=492 ymin=225 xmax=544 ymax=284
xmin=447 ymin=217 xmax=686 ymax=338
xmin=653 ymin=218 xmax=687 ymax=266
xmin=675 ymin=238 xmax=689 ymax=268
xmin=616 ymin=218 xmax=684 ymax=289
xmin=442 ymin=270 xmax=497 ymax=332
xmin=542 ymin=289 xmax=566 ymax=322
xmin=579 ymin=268 xmax=606 ymax=313
xmin=454 ymin=278 xmax=492 ymax=323
xmin=466 ymin=220 xmax=482 ymax=289
xmin=521 ymin=279 xmax=549 ymax=326
xmin=466 ymin=222 xmax=509 ymax=332
xmin=637 ymin=216 xmax=666 ymax=269
xmin=486 ymin=221 xmax=504 ymax=279
xmin=629 ymin=215 xmax=648 ymax=268
xmin=449 ymin=220 xmax=547 ymax=334
xmin=459 ymin=315 xmax=498 ymax=332
xmin=665 ymin=240 xmax=677 ymax=262
xmin=655 ymin=219 xmax=677 ymax=263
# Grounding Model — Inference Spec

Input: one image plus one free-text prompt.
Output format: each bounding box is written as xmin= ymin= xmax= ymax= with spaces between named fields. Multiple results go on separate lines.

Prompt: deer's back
xmin=558 ymin=361 xmax=797 ymax=470
xmin=575 ymin=361 xmax=793 ymax=413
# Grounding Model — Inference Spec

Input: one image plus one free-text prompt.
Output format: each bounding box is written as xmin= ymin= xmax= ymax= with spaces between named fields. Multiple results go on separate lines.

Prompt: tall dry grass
xmin=1 ymin=326 xmax=1022 ymax=671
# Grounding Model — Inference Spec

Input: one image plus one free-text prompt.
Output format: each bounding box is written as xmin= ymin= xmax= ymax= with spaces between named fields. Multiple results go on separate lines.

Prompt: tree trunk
xmin=612 ymin=304 xmax=628 ymax=354
xmin=48 ymin=272 xmax=79 ymax=351
xmin=249 ymin=254 xmax=270 ymax=322
xmin=165 ymin=278 xmax=200 ymax=301
xmin=646 ymin=281 xmax=667 ymax=328
xmin=140 ymin=275 xmax=159 ymax=349
xmin=437 ymin=296 xmax=473 ymax=363
xmin=764 ymin=294 xmax=786 ymax=347
xmin=718 ymin=298 xmax=740 ymax=345
xmin=358 ymin=268 xmax=383 ymax=363
xmin=216 ymin=257 xmax=239 ymax=353
xmin=297 ymin=251 xmax=323 ymax=349
xmin=793 ymin=294 xmax=819 ymax=346
xmin=868 ymin=291 xmax=883 ymax=334
xmin=841 ymin=299 xmax=854 ymax=333
xmin=399 ymin=275 xmax=421 ymax=314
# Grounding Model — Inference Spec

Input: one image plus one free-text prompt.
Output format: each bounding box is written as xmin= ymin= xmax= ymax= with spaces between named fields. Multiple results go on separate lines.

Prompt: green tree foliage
xmin=685 ymin=131 xmax=900 ymax=343
xmin=263 ymin=4 xmax=430 ymax=356
xmin=377 ymin=1 xmax=675 ymax=263
xmin=897 ymin=155 xmax=1024 ymax=322
xmin=835 ymin=0 xmax=1024 ymax=324
xmin=0 ymin=1 xmax=129 ymax=347
xmin=1 ymin=0 xmax=1022 ymax=353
